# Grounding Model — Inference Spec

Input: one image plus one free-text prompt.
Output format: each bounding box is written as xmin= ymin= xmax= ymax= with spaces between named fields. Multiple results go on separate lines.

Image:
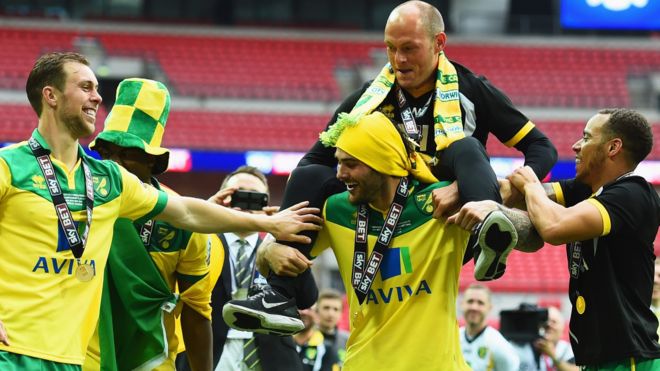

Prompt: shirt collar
xmin=31 ymin=128 xmax=89 ymax=160
xmin=225 ymin=232 xmax=260 ymax=248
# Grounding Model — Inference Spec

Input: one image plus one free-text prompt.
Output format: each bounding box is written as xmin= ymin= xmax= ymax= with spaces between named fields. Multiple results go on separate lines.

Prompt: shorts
xmin=0 ymin=351 xmax=81 ymax=371
xmin=581 ymin=357 xmax=660 ymax=371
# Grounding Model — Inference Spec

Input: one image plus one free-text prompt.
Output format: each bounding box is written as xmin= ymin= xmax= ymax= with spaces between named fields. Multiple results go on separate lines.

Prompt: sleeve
xmin=512 ymin=127 xmax=558 ymax=179
xmin=470 ymin=73 xmax=557 ymax=178
xmin=117 ymin=166 xmax=168 ymax=221
xmin=589 ymin=179 xmax=648 ymax=238
xmin=176 ymin=233 xmax=213 ymax=319
xmin=0 ymin=157 xmax=10 ymax=201
xmin=298 ymin=84 xmax=369 ymax=167
xmin=552 ymin=178 xmax=592 ymax=207
xmin=493 ymin=332 xmax=520 ymax=371
xmin=309 ymin=201 xmax=331 ymax=258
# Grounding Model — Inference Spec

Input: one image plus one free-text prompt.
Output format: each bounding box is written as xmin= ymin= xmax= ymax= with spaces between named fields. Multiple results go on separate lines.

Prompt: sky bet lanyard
xmin=395 ymin=85 xmax=434 ymax=145
xmin=352 ymin=177 xmax=409 ymax=304
xmin=28 ymin=137 xmax=94 ymax=260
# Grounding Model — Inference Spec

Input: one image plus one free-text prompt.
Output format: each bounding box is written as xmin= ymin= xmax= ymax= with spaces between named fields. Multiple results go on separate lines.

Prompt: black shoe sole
xmin=222 ymin=303 xmax=304 ymax=335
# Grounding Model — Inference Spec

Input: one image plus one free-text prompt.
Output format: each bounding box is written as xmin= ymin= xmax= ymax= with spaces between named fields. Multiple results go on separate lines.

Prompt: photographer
xmin=503 ymin=305 xmax=577 ymax=371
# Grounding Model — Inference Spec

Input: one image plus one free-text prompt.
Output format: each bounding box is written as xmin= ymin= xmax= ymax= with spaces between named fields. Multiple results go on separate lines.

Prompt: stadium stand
xmin=0 ymin=26 xmax=659 ymax=108
xmin=0 ymin=18 xmax=657 ymax=330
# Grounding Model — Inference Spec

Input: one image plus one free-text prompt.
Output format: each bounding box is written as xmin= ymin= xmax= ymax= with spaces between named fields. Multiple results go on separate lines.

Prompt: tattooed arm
xmin=447 ymin=200 xmax=544 ymax=252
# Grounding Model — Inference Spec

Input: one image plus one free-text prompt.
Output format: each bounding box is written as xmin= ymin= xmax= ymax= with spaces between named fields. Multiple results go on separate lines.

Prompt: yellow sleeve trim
xmin=586 ymin=198 xmax=611 ymax=236
xmin=504 ymin=121 xmax=535 ymax=147
xmin=551 ymin=182 xmax=565 ymax=206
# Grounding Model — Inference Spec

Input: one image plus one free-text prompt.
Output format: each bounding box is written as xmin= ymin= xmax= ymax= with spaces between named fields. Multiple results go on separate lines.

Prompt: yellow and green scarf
xmin=348 ymin=51 xmax=465 ymax=154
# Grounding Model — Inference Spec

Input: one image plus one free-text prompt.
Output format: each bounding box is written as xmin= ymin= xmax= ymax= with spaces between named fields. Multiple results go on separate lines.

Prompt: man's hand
xmin=431 ymin=181 xmax=461 ymax=219
xmin=268 ymin=201 xmax=322 ymax=244
xmin=446 ymin=200 xmax=500 ymax=232
xmin=0 ymin=319 xmax=9 ymax=346
xmin=534 ymin=337 xmax=556 ymax=358
xmin=257 ymin=237 xmax=312 ymax=277
xmin=508 ymin=166 xmax=542 ymax=196
xmin=499 ymin=178 xmax=525 ymax=209
xmin=207 ymin=186 xmax=237 ymax=207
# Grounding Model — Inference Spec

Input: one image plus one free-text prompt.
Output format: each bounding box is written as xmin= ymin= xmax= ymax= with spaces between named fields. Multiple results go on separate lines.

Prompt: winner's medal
xmin=29 ymin=137 xmax=96 ymax=282
xmin=76 ymin=263 xmax=95 ymax=282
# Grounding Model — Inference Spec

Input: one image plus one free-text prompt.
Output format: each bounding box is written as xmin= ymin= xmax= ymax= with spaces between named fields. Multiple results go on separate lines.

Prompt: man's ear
xmin=435 ymin=32 xmax=447 ymax=53
xmin=607 ymin=138 xmax=623 ymax=157
xmin=42 ymin=86 xmax=57 ymax=109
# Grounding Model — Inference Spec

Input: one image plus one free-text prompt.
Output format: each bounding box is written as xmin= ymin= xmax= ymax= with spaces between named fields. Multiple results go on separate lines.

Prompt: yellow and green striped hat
xmin=90 ymin=78 xmax=171 ymax=174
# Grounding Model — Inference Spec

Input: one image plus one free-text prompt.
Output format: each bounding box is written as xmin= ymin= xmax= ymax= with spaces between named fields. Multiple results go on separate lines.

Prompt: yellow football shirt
xmin=0 ymin=131 xmax=167 ymax=365
xmin=311 ymin=181 xmax=471 ymax=371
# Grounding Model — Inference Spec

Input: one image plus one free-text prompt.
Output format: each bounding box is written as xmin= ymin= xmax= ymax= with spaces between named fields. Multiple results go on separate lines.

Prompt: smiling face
xmin=461 ymin=286 xmax=491 ymax=331
xmin=572 ymin=113 xmax=610 ymax=187
xmin=335 ymin=148 xmax=388 ymax=206
xmin=384 ymin=6 xmax=444 ymax=97
xmin=55 ymin=62 xmax=102 ymax=139
xmin=316 ymin=297 xmax=343 ymax=333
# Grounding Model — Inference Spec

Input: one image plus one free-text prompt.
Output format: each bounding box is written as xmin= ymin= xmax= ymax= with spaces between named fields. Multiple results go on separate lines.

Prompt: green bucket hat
xmin=90 ymin=78 xmax=171 ymax=174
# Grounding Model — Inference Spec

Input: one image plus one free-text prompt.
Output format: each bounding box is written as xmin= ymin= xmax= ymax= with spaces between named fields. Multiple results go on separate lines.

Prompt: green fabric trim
xmin=324 ymin=180 xmax=450 ymax=236
xmin=127 ymin=109 xmax=159 ymax=145
xmin=0 ymin=141 xmax=124 ymax=209
xmin=159 ymin=94 xmax=170 ymax=124
xmin=0 ymin=351 xmax=81 ymax=371
xmin=581 ymin=358 xmax=660 ymax=371
xmin=93 ymin=131 xmax=147 ymax=151
xmin=114 ymin=80 xmax=142 ymax=106
xmin=142 ymin=221 xmax=193 ymax=253
xmin=401 ymin=247 xmax=413 ymax=274
xmin=99 ymin=218 xmax=173 ymax=370
xmin=135 ymin=190 xmax=169 ymax=225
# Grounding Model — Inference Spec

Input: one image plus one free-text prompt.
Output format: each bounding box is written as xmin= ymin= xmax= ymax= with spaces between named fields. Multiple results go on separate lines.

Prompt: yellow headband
xmin=321 ymin=111 xmax=438 ymax=184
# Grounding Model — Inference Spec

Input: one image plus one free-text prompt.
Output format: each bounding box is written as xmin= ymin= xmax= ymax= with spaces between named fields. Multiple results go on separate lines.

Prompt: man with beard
xmin=0 ymin=52 xmax=321 ymax=370
xmin=233 ymin=111 xmax=541 ymax=370
xmin=507 ymin=108 xmax=660 ymax=370
xmin=223 ymin=0 xmax=557 ymax=336
xmin=459 ymin=284 xmax=519 ymax=370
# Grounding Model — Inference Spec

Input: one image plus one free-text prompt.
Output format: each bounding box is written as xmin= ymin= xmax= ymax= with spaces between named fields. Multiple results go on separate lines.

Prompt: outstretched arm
xmin=156 ymin=197 xmax=322 ymax=244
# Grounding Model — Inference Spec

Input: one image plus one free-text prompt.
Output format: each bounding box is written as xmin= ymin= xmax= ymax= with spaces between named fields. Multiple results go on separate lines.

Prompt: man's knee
xmin=289 ymin=164 xmax=337 ymax=186
xmin=448 ymin=136 xmax=488 ymax=161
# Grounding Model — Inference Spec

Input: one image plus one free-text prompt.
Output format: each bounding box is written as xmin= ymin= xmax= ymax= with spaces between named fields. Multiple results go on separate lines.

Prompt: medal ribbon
xmin=29 ymin=137 xmax=94 ymax=259
xmin=351 ymin=177 xmax=409 ymax=304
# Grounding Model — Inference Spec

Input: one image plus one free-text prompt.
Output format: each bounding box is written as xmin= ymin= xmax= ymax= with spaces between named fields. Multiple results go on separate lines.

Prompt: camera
xmin=230 ymin=190 xmax=269 ymax=211
xmin=499 ymin=303 xmax=549 ymax=343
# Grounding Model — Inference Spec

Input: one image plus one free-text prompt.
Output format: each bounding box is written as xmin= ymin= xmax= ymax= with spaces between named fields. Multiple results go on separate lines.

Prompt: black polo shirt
xmin=300 ymin=60 xmax=556 ymax=179
xmin=556 ymin=176 xmax=660 ymax=365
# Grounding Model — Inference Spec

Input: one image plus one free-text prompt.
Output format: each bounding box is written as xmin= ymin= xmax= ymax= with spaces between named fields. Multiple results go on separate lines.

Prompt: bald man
xmin=223 ymin=0 xmax=554 ymax=336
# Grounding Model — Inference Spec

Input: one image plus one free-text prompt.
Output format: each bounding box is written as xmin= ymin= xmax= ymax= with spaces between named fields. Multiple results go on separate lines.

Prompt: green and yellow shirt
xmin=0 ymin=130 xmax=167 ymax=365
xmin=311 ymin=180 xmax=471 ymax=371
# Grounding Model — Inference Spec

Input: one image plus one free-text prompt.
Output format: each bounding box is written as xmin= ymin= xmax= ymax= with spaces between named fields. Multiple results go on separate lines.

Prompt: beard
xmin=347 ymin=171 xmax=388 ymax=206
xmin=576 ymin=147 xmax=607 ymax=185
xmin=58 ymin=102 xmax=95 ymax=139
